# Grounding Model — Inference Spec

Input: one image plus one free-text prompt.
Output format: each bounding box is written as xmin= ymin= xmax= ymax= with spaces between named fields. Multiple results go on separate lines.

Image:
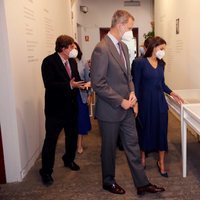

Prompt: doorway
xmin=77 ymin=23 xmax=82 ymax=49
xmin=0 ymin=125 xmax=6 ymax=183
xmin=99 ymin=27 xmax=139 ymax=57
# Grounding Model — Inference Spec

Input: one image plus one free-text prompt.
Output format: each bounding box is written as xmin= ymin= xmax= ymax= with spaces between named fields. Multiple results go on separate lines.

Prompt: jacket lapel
xmin=105 ymin=36 xmax=127 ymax=75
xmin=54 ymin=53 xmax=71 ymax=80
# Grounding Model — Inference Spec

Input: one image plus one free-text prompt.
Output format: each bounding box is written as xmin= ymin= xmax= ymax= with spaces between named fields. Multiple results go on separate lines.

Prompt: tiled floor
xmin=1 ymin=112 xmax=200 ymax=200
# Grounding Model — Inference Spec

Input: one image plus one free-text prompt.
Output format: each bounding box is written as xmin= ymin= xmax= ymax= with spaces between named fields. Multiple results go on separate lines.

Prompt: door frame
xmin=0 ymin=125 xmax=6 ymax=183
xmin=99 ymin=27 xmax=139 ymax=57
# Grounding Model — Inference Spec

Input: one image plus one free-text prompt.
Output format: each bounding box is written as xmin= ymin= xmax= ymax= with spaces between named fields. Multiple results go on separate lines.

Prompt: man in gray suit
xmin=91 ymin=10 xmax=165 ymax=196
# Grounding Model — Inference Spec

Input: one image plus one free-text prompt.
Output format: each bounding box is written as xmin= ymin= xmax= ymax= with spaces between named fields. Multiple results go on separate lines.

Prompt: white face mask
xmin=69 ymin=49 xmax=78 ymax=58
xmin=155 ymin=50 xmax=165 ymax=60
xmin=122 ymin=30 xmax=133 ymax=41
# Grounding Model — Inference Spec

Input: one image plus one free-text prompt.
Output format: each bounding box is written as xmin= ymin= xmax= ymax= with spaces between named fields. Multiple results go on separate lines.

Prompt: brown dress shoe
xmin=103 ymin=183 xmax=125 ymax=194
xmin=137 ymin=183 xmax=165 ymax=195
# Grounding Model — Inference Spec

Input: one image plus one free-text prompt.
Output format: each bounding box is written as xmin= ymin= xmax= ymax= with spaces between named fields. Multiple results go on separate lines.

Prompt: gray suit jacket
xmin=91 ymin=35 xmax=134 ymax=122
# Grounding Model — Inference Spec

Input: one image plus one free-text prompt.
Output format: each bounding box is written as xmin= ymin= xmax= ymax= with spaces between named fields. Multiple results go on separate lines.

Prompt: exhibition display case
xmin=181 ymin=104 xmax=200 ymax=177
xmin=166 ymin=89 xmax=200 ymax=177
xmin=165 ymin=89 xmax=200 ymax=115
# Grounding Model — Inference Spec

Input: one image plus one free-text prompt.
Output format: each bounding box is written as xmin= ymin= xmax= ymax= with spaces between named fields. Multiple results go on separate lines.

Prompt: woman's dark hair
xmin=144 ymin=36 xmax=166 ymax=58
xmin=74 ymin=41 xmax=83 ymax=60
xmin=144 ymin=36 xmax=153 ymax=49
xmin=55 ymin=35 xmax=74 ymax=52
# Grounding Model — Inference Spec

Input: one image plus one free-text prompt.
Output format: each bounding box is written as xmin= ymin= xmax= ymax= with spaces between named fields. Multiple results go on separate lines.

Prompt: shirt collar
xmin=58 ymin=53 xmax=67 ymax=65
xmin=107 ymin=32 xmax=119 ymax=47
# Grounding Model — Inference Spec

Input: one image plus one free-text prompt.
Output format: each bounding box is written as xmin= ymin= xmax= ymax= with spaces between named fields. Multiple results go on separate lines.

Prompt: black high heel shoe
xmin=157 ymin=161 xmax=168 ymax=178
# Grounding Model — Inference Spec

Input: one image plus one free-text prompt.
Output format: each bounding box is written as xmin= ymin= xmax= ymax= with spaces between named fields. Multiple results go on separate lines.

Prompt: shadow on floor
xmin=0 ymin=112 xmax=200 ymax=200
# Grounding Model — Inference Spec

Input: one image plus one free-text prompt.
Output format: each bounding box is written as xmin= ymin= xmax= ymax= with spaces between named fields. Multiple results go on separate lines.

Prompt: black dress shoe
xmin=118 ymin=144 xmax=124 ymax=151
xmin=117 ymin=136 xmax=124 ymax=151
xmin=39 ymin=169 xmax=54 ymax=186
xmin=64 ymin=161 xmax=80 ymax=171
xmin=157 ymin=161 xmax=168 ymax=177
xmin=103 ymin=183 xmax=125 ymax=194
xmin=137 ymin=183 xmax=165 ymax=195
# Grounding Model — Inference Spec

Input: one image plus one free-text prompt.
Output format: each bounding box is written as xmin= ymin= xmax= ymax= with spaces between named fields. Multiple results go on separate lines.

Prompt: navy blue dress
xmin=77 ymin=92 xmax=91 ymax=135
xmin=131 ymin=58 xmax=172 ymax=153
xmin=77 ymin=59 xmax=91 ymax=135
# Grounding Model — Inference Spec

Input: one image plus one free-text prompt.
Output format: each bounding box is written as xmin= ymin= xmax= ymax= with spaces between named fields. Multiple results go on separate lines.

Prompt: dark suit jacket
xmin=91 ymin=35 xmax=134 ymax=122
xmin=41 ymin=52 xmax=80 ymax=119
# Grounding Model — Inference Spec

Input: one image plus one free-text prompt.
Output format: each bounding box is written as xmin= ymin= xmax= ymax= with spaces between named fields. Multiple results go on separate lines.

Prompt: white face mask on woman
xmin=155 ymin=50 xmax=165 ymax=60
xmin=122 ymin=30 xmax=134 ymax=41
xmin=69 ymin=49 xmax=78 ymax=58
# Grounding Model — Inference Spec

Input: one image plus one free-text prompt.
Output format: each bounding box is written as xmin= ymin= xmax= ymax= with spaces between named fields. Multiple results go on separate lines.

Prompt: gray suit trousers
xmin=98 ymin=109 xmax=149 ymax=187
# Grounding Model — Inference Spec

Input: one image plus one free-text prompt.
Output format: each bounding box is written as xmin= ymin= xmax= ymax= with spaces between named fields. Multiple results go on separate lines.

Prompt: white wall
xmin=0 ymin=0 xmax=154 ymax=183
xmin=72 ymin=0 xmax=154 ymax=61
xmin=0 ymin=0 xmax=21 ymax=182
xmin=154 ymin=0 xmax=200 ymax=89
xmin=0 ymin=0 xmax=73 ymax=182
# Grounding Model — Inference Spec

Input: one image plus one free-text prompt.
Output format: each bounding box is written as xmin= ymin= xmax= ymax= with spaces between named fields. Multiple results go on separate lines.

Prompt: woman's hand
xmin=170 ymin=91 xmax=184 ymax=104
xmin=133 ymin=102 xmax=138 ymax=117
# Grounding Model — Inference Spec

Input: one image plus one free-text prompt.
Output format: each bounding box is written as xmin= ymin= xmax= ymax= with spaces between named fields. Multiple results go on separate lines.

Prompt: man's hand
xmin=84 ymin=81 xmax=91 ymax=90
xmin=70 ymin=78 xmax=85 ymax=89
xmin=129 ymin=92 xmax=137 ymax=107
xmin=121 ymin=92 xmax=138 ymax=110
xmin=121 ymin=99 xmax=132 ymax=110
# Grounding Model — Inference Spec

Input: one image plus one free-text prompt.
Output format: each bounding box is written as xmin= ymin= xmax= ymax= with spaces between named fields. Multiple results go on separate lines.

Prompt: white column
xmin=0 ymin=0 xmax=22 ymax=182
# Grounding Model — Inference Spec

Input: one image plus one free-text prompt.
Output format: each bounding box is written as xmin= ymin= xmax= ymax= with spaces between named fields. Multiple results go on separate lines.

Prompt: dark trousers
xmin=41 ymin=115 xmax=78 ymax=174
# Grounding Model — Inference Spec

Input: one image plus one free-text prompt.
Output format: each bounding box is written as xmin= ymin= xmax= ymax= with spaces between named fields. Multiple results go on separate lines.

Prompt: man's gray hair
xmin=111 ymin=10 xmax=134 ymax=27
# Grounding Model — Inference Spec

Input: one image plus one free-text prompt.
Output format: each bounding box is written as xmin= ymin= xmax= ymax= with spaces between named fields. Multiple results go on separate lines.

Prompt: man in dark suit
xmin=91 ymin=10 xmax=165 ymax=196
xmin=39 ymin=35 xmax=85 ymax=186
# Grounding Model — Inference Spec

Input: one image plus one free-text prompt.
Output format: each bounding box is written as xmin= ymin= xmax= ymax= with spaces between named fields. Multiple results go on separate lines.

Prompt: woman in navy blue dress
xmin=132 ymin=36 xmax=183 ymax=177
xmin=74 ymin=42 xmax=91 ymax=154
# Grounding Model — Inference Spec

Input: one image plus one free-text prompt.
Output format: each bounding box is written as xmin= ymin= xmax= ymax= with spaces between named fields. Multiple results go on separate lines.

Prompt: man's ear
xmin=117 ymin=23 xmax=121 ymax=29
